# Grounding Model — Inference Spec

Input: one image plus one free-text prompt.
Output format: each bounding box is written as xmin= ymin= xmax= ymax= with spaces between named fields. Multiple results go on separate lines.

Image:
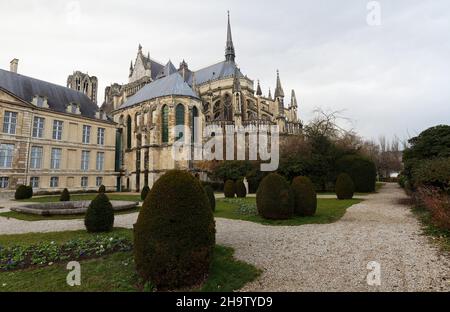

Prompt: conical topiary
xmin=256 ymin=173 xmax=294 ymax=220
xmin=224 ymin=180 xmax=235 ymax=198
xmin=291 ymin=176 xmax=317 ymax=216
xmin=84 ymin=193 xmax=114 ymax=232
xmin=60 ymin=188 xmax=70 ymax=202
xmin=204 ymin=185 xmax=216 ymax=212
xmin=335 ymin=173 xmax=355 ymax=200
xmin=235 ymin=180 xmax=247 ymax=198
xmin=141 ymin=185 xmax=150 ymax=201
xmin=98 ymin=184 xmax=106 ymax=193
xmin=134 ymin=170 xmax=215 ymax=289
xmin=15 ymin=184 xmax=32 ymax=200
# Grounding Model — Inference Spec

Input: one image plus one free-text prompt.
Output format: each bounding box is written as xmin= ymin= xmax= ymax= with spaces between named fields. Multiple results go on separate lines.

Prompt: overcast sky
xmin=1 ymin=0 xmax=449 ymax=142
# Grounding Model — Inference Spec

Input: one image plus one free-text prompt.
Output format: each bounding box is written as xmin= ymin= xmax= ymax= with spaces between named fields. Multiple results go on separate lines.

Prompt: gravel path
xmin=0 ymin=184 xmax=449 ymax=291
xmin=217 ymin=183 xmax=450 ymax=291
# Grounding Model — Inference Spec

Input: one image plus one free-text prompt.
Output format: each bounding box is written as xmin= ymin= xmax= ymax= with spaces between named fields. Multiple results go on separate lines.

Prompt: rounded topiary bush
xmin=235 ymin=180 xmax=247 ymax=198
xmin=336 ymin=155 xmax=376 ymax=193
xmin=25 ymin=185 xmax=33 ymax=199
xmin=84 ymin=193 xmax=114 ymax=233
xmin=134 ymin=170 xmax=215 ymax=289
xmin=224 ymin=180 xmax=235 ymax=198
xmin=15 ymin=185 xmax=31 ymax=200
xmin=204 ymin=185 xmax=216 ymax=212
xmin=291 ymin=176 xmax=317 ymax=216
xmin=60 ymin=188 xmax=70 ymax=202
xmin=98 ymin=185 xmax=106 ymax=193
xmin=256 ymin=173 xmax=294 ymax=220
xmin=335 ymin=173 xmax=355 ymax=200
xmin=141 ymin=185 xmax=150 ymax=201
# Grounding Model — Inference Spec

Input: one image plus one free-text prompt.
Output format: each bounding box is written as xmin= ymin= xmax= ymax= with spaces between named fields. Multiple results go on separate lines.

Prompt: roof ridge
xmin=0 ymin=68 xmax=91 ymax=99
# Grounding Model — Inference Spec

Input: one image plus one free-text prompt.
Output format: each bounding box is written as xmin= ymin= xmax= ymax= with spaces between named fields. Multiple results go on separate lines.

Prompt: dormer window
xmin=95 ymin=110 xmax=107 ymax=120
xmin=32 ymin=95 xmax=48 ymax=108
xmin=67 ymin=103 xmax=80 ymax=115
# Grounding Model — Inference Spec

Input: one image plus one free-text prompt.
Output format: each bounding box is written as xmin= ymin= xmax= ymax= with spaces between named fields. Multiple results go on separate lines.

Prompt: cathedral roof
xmin=0 ymin=68 xmax=99 ymax=118
xmin=156 ymin=60 xmax=178 ymax=79
xmin=140 ymin=53 xmax=164 ymax=80
xmin=119 ymin=72 xmax=199 ymax=109
xmin=189 ymin=60 xmax=243 ymax=86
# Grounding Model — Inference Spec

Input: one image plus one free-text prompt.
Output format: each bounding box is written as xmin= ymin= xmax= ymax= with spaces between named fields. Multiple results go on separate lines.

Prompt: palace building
xmin=0 ymin=59 xmax=118 ymax=198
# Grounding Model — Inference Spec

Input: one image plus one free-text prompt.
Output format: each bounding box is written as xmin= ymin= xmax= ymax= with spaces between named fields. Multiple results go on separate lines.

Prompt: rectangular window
xmin=50 ymin=148 xmax=62 ymax=169
xmin=81 ymin=150 xmax=90 ymax=171
xmin=32 ymin=117 xmax=45 ymax=138
xmin=3 ymin=111 xmax=17 ymax=134
xmin=0 ymin=144 xmax=14 ymax=168
xmin=97 ymin=128 xmax=105 ymax=145
xmin=30 ymin=146 xmax=43 ymax=169
xmin=96 ymin=152 xmax=104 ymax=171
xmin=81 ymin=176 xmax=88 ymax=188
xmin=52 ymin=120 xmax=63 ymax=140
xmin=30 ymin=177 xmax=40 ymax=188
xmin=96 ymin=177 xmax=103 ymax=187
xmin=82 ymin=125 xmax=91 ymax=144
xmin=50 ymin=177 xmax=59 ymax=188
xmin=0 ymin=177 xmax=9 ymax=188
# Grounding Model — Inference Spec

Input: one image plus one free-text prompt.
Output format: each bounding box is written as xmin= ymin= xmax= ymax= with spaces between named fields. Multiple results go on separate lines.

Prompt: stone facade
xmin=0 ymin=67 xmax=117 ymax=197
xmin=111 ymin=13 xmax=303 ymax=191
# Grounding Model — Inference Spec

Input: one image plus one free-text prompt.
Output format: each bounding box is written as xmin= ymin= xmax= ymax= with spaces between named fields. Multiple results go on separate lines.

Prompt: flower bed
xmin=222 ymin=198 xmax=257 ymax=215
xmin=0 ymin=235 xmax=132 ymax=271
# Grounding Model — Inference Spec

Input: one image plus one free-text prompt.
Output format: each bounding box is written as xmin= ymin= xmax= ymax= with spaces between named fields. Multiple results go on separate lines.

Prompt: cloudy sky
xmin=1 ymin=0 xmax=449 ymax=142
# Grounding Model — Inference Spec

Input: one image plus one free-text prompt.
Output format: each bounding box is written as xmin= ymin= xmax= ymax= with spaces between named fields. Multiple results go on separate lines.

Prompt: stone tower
xmin=67 ymin=71 xmax=98 ymax=104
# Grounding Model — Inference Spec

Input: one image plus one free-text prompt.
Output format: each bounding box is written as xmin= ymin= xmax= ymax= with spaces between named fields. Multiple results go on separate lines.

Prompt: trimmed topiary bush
xmin=291 ymin=176 xmax=317 ymax=216
xmin=256 ymin=173 xmax=294 ymax=220
xmin=60 ymin=188 xmax=70 ymax=202
xmin=84 ymin=193 xmax=114 ymax=233
xmin=141 ymin=185 xmax=150 ymax=201
xmin=25 ymin=185 xmax=33 ymax=199
xmin=224 ymin=180 xmax=236 ymax=198
xmin=134 ymin=170 xmax=215 ymax=289
xmin=204 ymin=185 xmax=216 ymax=212
xmin=15 ymin=185 xmax=32 ymax=200
xmin=336 ymin=155 xmax=376 ymax=193
xmin=335 ymin=173 xmax=355 ymax=200
xmin=235 ymin=180 xmax=247 ymax=198
xmin=98 ymin=185 xmax=106 ymax=193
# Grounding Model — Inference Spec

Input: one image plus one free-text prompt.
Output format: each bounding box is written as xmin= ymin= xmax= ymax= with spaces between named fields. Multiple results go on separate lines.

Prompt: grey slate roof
xmin=119 ymin=72 xmax=199 ymax=109
xmin=141 ymin=55 xmax=164 ymax=80
xmin=0 ymin=69 xmax=98 ymax=118
xmin=155 ymin=60 xmax=177 ymax=79
xmin=189 ymin=60 xmax=243 ymax=86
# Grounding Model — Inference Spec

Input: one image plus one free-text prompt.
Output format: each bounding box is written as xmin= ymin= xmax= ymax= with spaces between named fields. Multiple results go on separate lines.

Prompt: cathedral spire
xmin=256 ymin=80 xmax=262 ymax=96
xmin=233 ymin=66 xmax=241 ymax=93
xmin=291 ymin=89 xmax=298 ymax=107
xmin=268 ymin=88 xmax=272 ymax=99
xmin=225 ymin=11 xmax=236 ymax=62
xmin=274 ymin=70 xmax=284 ymax=98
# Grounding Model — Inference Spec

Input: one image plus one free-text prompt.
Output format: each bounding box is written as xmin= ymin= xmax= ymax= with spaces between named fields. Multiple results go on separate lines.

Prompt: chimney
xmin=10 ymin=59 xmax=19 ymax=73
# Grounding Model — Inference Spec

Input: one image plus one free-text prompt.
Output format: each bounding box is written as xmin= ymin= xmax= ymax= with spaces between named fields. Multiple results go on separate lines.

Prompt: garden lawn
xmin=0 ymin=207 xmax=140 ymax=221
xmin=0 ymin=229 xmax=259 ymax=292
xmin=17 ymin=194 xmax=142 ymax=203
xmin=215 ymin=197 xmax=362 ymax=226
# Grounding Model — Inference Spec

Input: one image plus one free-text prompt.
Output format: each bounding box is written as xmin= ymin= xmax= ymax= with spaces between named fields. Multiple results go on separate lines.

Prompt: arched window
xmin=224 ymin=94 xmax=232 ymax=120
xmin=191 ymin=106 xmax=199 ymax=144
xmin=213 ymin=101 xmax=221 ymax=113
xmin=126 ymin=115 xmax=132 ymax=149
xmin=175 ymin=104 xmax=185 ymax=141
xmin=161 ymin=105 xmax=169 ymax=144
